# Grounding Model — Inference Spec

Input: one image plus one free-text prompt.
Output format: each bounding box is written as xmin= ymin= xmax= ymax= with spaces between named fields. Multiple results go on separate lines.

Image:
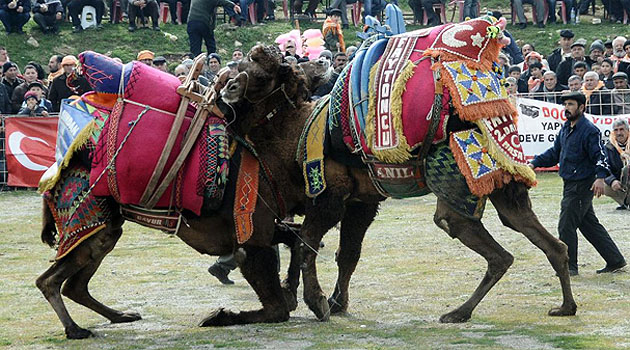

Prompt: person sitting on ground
xmin=68 ymin=0 xmax=105 ymax=33
xmin=0 ymin=0 xmax=31 ymax=34
xmin=137 ymin=50 xmax=154 ymax=66
xmin=603 ymin=119 xmax=630 ymax=210
xmin=600 ymin=58 xmax=615 ymax=89
xmin=567 ymin=74 xmax=582 ymax=92
xmin=557 ymin=38 xmax=588 ymax=86
xmin=2 ymin=62 xmax=24 ymax=113
xmin=322 ymin=8 xmax=345 ymax=53
xmin=548 ymin=29 xmax=574 ymax=72
xmin=534 ymin=71 xmax=567 ymax=104
xmin=11 ymin=64 xmax=48 ymax=113
xmin=582 ymin=71 xmax=611 ymax=115
xmin=513 ymin=0 xmax=545 ymax=29
xmin=153 ymin=56 xmax=168 ymax=72
xmin=128 ymin=0 xmax=160 ymax=31
xmin=611 ymin=72 xmax=630 ymax=114
xmin=18 ymin=91 xmax=49 ymax=117
xmin=48 ymin=55 xmax=91 ymax=112
xmin=32 ymin=0 xmax=63 ymax=34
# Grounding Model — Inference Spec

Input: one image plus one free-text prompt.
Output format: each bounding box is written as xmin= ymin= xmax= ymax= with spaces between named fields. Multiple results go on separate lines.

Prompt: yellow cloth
xmin=581 ymin=80 xmax=605 ymax=102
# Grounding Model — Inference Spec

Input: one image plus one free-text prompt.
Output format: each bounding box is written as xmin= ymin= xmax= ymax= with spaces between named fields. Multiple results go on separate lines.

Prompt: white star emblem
xmin=470 ymin=32 xmax=484 ymax=48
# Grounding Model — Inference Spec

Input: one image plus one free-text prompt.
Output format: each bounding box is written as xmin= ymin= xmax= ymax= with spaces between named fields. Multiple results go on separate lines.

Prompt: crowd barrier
xmin=2 ymin=89 xmax=630 ymax=189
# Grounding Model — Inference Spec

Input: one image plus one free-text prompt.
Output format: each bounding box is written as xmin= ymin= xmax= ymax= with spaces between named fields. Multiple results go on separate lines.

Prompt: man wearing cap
xmin=18 ymin=91 xmax=49 ymax=116
xmin=530 ymin=91 xmax=627 ymax=276
xmin=67 ymin=0 xmax=105 ymax=33
xmin=611 ymin=72 xmax=630 ymax=114
xmin=603 ymin=119 xmax=630 ymax=210
xmin=322 ymin=8 xmax=345 ymax=53
xmin=0 ymin=0 xmax=31 ymax=34
xmin=128 ymin=0 xmax=160 ymax=32
xmin=187 ymin=0 xmax=240 ymax=56
xmin=48 ymin=55 xmax=92 ymax=112
xmin=2 ymin=62 xmax=24 ymax=106
xmin=587 ymin=40 xmax=605 ymax=67
xmin=513 ymin=0 xmax=545 ymax=29
xmin=137 ymin=50 xmax=154 ymax=66
xmin=557 ymin=38 xmax=588 ymax=86
xmin=153 ymin=56 xmax=168 ymax=72
xmin=548 ymin=29 xmax=574 ymax=72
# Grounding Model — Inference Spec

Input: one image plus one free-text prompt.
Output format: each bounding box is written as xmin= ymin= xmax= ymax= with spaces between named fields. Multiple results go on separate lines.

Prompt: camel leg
xmin=61 ymin=225 xmax=142 ymax=324
xmin=301 ymin=193 xmax=346 ymax=321
xmin=328 ymin=201 xmax=379 ymax=314
xmin=199 ymin=246 xmax=289 ymax=326
xmin=281 ymin=240 xmax=301 ymax=312
xmin=433 ymin=198 xmax=514 ymax=323
xmin=489 ymin=183 xmax=577 ymax=317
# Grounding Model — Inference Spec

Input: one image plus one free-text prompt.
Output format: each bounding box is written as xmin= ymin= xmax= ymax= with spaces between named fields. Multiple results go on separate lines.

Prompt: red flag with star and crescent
xmin=4 ymin=117 xmax=58 ymax=187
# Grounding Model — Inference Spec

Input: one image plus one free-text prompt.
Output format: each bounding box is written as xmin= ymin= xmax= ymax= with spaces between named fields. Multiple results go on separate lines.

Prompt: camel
xmin=220 ymin=26 xmax=578 ymax=323
xmin=36 ymin=55 xmax=330 ymax=339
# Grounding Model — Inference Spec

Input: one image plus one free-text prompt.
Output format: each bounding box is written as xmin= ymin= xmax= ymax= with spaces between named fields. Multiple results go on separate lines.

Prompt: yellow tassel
xmin=365 ymin=64 xmax=379 ymax=159
xmin=38 ymin=121 xmax=97 ymax=193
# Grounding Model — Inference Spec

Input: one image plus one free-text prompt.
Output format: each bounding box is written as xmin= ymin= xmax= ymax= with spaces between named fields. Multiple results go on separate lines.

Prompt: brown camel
xmin=36 ymin=57 xmax=330 ymax=339
xmin=220 ymin=44 xmax=578 ymax=324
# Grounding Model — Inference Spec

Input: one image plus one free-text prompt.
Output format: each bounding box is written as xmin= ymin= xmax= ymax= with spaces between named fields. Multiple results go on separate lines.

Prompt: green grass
xmin=2 ymin=1 xmax=629 ymax=68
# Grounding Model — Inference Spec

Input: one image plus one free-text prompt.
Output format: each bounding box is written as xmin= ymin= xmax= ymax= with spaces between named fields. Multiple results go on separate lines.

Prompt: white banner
xmin=515 ymin=97 xmax=630 ymax=160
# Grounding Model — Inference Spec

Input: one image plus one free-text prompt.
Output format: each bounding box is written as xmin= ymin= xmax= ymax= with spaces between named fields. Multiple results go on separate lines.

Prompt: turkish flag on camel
xmin=4 ymin=117 xmax=58 ymax=187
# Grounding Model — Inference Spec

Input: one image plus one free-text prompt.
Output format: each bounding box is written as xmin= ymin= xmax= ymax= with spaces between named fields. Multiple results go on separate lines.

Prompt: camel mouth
xmin=221 ymin=80 xmax=241 ymax=104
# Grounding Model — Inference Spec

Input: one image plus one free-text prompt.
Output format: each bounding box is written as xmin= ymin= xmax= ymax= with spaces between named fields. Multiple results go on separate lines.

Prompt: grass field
xmin=2 ymin=1 xmax=630 ymax=69
xmin=0 ymin=172 xmax=628 ymax=349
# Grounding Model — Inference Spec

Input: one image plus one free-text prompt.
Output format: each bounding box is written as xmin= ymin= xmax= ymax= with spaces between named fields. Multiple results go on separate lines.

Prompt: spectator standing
xmin=573 ymin=61 xmax=588 ymax=79
xmin=557 ymin=38 xmax=588 ymax=86
xmin=18 ymin=91 xmax=49 ymax=117
xmin=616 ymin=39 xmax=630 ymax=75
xmin=534 ymin=71 xmax=567 ymax=104
xmin=11 ymin=65 xmax=48 ymax=113
xmin=513 ymin=0 xmax=545 ymax=29
xmin=128 ymin=0 xmax=160 ymax=31
xmin=610 ymin=36 xmax=626 ymax=66
xmin=2 ymin=62 xmax=24 ymax=110
xmin=582 ymin=71 xmax=611 ymax=115
xmin=48 ymin=55 xmax=91 ymax=112
xmin=567 ymin=74 xmax=582 ymax=92
xmin=187 ymin=0 xmax=240 ymax=56
xmin=322 ymin=8 xmax=345 ymax=53
xmin=232 ymin=48 xmax=243 ymax=62
xmin=23 ymin=81 xmax=52 ymax=111
xmin=586 ymin=40 xmax=605 ymax=67
xmin=604 ymin=40 xmax=613 ymax=57
xmin=33 ymin=0 xmax=64 ymax=34
xmin=153 ymin=56 xmax=168 ymax=72
xmin=0 ymin=0 xmax=30 ymax=34
xmin=0 ymin=47 xmax=9 ymax=66
xmin=137 ymin=50 xmax=154 ymax=65
xmin=530 ymin=91 xmax=626 ymax=276
xmin=0 ymin=83 xmax=10 ymax=113
xmin=600 ymin=58 xmax=615 ymax=89
xmin=548 ymin=30 xmax=574 ymax=72
xmin=68 ymin=0 xmax=105 ymax=33
xmin=47 ymin=55 xmax=63 ymax=85
xmin=603 ymin=119 xmax=630 ymax=209
xmin=611 ymin=72 xmax=630 ymax=114
xmin=205 ymin=53 xmax=221 ymax=81
xmin=527 ymin=61 xmax=544 ymax=92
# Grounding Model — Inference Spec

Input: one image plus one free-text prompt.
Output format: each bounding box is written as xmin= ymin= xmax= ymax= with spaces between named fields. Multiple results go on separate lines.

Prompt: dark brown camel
xmin=36 ymin=57 xmax=330 ymax=339
xmin=221 ymin=45 xmax=578 ymax=324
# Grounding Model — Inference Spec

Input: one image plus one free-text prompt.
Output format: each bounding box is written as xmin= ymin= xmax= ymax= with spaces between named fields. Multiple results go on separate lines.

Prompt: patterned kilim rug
xmin=44 ymin=162 xmax=111 ymax=260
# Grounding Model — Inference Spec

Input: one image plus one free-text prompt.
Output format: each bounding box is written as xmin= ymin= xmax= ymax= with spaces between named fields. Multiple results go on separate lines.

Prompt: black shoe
xmin=342 ymin=23 xmax=349 ymax=29
xmin=152 ymin=25 xmax=161 ymax=31
xmin=208 ymin=265 xmax=234 ymax=285
xmin=96 ymin=24 xmax=104 ymax=30
xmin=72 ymin=26 xmax=83 ymax=33
xmin=128 ymin=25 xmax=136 ymax=32
xmin=616 ymin=204 xmax=627 ymax=210
xmin=596 ymin=261 xmax=627 ymax=274
xmin=537 ymin=22 xmax=545 ymax=28
xmin=518 ymin=22 xmax=527 ymax=29
xmin=16 ymin=28 xmax=24 ymax=34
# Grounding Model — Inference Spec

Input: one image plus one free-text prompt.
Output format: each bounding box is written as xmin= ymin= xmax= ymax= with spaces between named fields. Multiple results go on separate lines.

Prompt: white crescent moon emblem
xmin=8 ymin=131 xmax=52 ymax=171
xmin=440 ymin=24 xmax=474 ymax=48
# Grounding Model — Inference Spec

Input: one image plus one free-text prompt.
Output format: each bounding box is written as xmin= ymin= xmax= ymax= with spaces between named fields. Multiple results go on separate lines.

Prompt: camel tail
xmin=41 ymin=200 xmax=57 ymax=247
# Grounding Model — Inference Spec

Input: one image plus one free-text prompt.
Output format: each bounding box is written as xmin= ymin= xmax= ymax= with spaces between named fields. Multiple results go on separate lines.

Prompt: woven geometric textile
xmin=298 ymin=95 xmax=329 ymax=198
xmin=451 ymin=129 xmax=499 ymax=179
xmin=197 ymin=117 xmax=230 ymax=210
xmin=44 ymin=162 xmax=111 ymax=260
xmin=425 ymin=142 xmax=486 ymax=220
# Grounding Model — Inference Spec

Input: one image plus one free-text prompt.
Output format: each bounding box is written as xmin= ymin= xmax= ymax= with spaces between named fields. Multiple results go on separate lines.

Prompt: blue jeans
xmin=0 ymin=10 xmax=30 ymax=33
xmin=463 ymin=0 xmax=478 ymax=19
xmin=361 ymin=0 xmax=386 ymax=20
xmin=187 ymin=20 xmax=215 ymax=56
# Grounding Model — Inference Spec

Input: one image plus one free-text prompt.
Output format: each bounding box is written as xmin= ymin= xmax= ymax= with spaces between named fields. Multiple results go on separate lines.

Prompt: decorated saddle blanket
xmin=44 ymin=161 xmax=112 ymax=260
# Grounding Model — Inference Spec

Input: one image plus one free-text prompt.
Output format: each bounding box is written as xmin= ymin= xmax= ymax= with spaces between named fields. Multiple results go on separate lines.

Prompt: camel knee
xmin=488 ymin=251 xmax=514 ymax=276
xmin=433 ymin=215 xmax=452 ymax=237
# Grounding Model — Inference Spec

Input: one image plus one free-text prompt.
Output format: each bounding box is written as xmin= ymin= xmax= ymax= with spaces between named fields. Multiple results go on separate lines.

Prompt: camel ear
xmin=248 ymin=45 xmax=267 ymax=63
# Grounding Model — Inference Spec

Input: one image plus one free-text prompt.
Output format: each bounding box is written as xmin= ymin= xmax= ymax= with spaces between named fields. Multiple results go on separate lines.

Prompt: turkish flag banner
xmin=4 ymin=117 xmax=58 ymax=187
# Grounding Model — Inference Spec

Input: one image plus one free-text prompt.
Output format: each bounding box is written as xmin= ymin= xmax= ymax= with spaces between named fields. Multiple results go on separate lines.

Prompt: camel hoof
xmin=282 ymin=287 xmax=298 ymax=312
xmin=548 ymin=304 xmax=577 ymax=317
xmin=439 ymin=310 xmax=471 ymax=323
xmin=65 ymin=326 xmax=93 ymax=339
xmin=328 ymin=296 xmax=347 ymax=315
xmin=307 ymin=294 xmax=330 ymax=321
xmin=111 ymin=311 xmax=142 ymax=323
xmin=199 ymin=308 xmax=236 ymax=327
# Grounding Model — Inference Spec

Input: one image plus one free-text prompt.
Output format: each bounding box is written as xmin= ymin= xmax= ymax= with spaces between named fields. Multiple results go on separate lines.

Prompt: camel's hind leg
xmin=36 ymin=222 xmax=126 ymax=339
xmin=490 ymin=183 xmax=577 ymax=317
xmin=199 ymin=245 xmax=290 ymax=326
xmin=328 ymin=201 xmax=379 ymax=314
xmin=433 ymin=198 xmax=514 ymax=323
xmin=61 ymin=225 xmax=142 ymax=324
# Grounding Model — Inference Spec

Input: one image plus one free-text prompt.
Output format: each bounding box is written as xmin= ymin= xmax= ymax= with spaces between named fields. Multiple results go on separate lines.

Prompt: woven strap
xmin=234 ymin=149 xmax=260 ymax=244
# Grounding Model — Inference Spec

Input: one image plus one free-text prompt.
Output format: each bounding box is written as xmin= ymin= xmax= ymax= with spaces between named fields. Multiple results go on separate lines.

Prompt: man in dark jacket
xmin=187 ymin=0 xmax=241 ymax=56
xmin=556 ymin=38 xmax=589 ymax=86
xmin=534 ymin=71 xmax=567 ymax=104
xmin=582 ymin=71 xmax=611 ymax=115
xmin=32 ymin=0 xmax=64 ymax=33
xmin=0 ymin=0 xmax=31 ymax=34
xmin=0 ymin=83 xmax=10 ymax=113
xmin=2 ymin=62 xmax=24 ymax=109
xmin=530 ymin=91 xmax=626 ymax=276
xmin=603 ymin=119 xmax=629 ymax=209
xmin=547 ymin=29 xmax=573 ymax=72
xmin=48 ymin=55 xmax=91 ymax=112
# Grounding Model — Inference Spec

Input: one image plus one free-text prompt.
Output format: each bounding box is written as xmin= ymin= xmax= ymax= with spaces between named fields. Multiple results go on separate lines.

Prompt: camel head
xmin=298 ymin=57 xmax=331 ymax=94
